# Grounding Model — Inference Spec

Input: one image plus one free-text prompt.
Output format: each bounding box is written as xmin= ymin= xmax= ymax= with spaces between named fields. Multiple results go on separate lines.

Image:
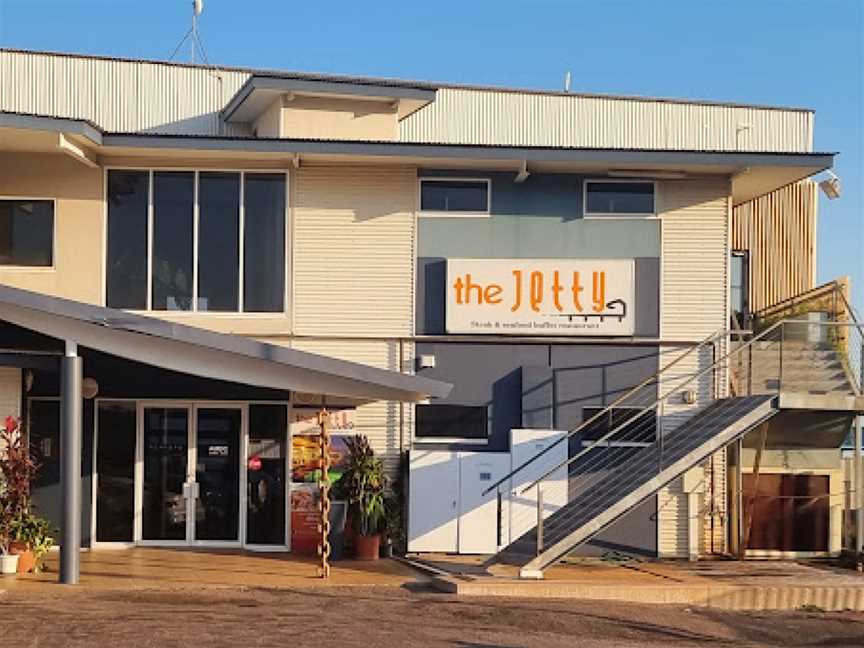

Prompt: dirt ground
xmin=2 ymin=584 xmax=864 ymax=648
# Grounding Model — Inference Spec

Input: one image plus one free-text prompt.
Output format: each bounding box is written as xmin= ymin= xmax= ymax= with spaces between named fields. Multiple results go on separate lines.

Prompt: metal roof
xmin=0 ymin=283 xmax=451 ymax=403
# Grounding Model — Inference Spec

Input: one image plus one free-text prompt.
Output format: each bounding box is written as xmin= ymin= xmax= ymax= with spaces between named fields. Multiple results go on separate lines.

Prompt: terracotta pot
xmin=10 ymin=542 xmax=35 ymax=574
xmin=354 ymin=533 xmax=380 ymax=561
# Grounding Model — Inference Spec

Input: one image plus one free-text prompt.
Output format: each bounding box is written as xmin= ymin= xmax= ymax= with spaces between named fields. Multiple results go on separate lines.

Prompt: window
xmin=584 ymin=181 xmax=655 ymax=216
xmin=106 ymin=170 xmax=287 ymax=313
xmin=581 ymin=406 xmax=656 ymax=445
xmin=0 ymin=199 xmax=54 ymax=266
xmin=419 ymin=179 xmax=489 ymax=214
xmin=415 ymin=404 xmax=488 ymax=440
xmin=730 ymin=250 xmax=750 ymax=323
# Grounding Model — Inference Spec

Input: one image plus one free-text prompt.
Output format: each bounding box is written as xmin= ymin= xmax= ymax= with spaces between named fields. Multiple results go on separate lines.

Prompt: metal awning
xmin=0 ymin=283 xmax=451 ymax=404
xmin=0 ymin=111 xmax=836 ymax=205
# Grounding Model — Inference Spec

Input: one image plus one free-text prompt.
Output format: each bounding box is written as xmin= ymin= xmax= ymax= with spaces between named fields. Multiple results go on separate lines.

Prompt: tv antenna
xmin=169 ymin=0 xmax=210 ymax=65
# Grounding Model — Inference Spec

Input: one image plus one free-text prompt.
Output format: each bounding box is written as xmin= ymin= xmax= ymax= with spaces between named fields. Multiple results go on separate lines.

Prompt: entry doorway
xmin=138 ymin=405 xmax=243 ymax=546
xmin=92 ymin=400 xmax=290 ymax=550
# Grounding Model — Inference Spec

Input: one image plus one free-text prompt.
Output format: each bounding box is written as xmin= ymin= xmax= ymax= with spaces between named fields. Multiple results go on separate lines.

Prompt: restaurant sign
xmin=446 ymin=258 xmax=635 ymax=336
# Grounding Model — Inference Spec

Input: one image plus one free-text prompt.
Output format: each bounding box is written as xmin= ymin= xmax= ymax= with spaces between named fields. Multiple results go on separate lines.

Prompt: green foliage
xmin=338 ymin=435 xmax=388 ymax=536
xmin=10 ymin=511 xmax=55 ymax=571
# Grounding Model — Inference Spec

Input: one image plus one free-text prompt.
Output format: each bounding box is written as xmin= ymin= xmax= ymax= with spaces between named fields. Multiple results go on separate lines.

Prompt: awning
xmin=0 ymin=284 xmax=451 ymax=404
xmin=0 ymin=111 xmax=835 ymax=205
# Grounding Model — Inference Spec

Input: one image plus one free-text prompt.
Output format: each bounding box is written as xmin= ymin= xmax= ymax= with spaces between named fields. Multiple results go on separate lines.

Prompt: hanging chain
xmin=317 ymin=409 xmax=332 ymax=579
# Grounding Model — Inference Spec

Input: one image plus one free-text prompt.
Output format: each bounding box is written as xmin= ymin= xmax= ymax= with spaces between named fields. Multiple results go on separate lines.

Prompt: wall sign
xmin=446 ymin=258 xmax=635 ymax=336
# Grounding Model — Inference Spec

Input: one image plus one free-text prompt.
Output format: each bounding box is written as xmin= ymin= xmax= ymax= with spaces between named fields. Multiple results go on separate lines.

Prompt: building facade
xmin=0 ymin=49 xmax=857 ymax=573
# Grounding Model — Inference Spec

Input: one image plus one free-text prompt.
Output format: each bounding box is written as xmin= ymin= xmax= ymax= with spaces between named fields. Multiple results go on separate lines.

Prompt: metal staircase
xmin=483 ymin=280 xmax=864 ymax=578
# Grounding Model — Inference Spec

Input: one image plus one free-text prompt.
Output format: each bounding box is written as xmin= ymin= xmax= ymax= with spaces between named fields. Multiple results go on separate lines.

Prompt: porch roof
xmin=0 ymin=284 xmax=451 ymax=404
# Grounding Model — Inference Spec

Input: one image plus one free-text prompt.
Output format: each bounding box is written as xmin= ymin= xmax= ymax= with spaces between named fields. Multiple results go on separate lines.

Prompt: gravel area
xmin=2 ymin=584 xmax=864 ymax=647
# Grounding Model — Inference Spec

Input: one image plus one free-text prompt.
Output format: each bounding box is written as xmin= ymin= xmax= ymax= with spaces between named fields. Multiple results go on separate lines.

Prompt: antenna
xmin=564 ymin=71 xmax=572 ymax=93
xmin=169 ymin=0 xmax=210 ymax=65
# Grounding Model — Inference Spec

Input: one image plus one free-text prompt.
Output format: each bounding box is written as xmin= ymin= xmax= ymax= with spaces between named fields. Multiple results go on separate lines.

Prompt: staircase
xmin=482 ymin=280 xmax=864 ymax=578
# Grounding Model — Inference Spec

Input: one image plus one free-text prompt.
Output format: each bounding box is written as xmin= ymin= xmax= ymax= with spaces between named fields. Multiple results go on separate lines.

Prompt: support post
xmin=536 ymin=487 xmax=544 ymax=556
xmin=317 ymin=409 xmax=331 ymax=579
xmin=59 ymin=344 xmax=82 ymax=585
xmin=742 ymin=423 xmax=768 ymax=556
xmin=855 ymin=415 xmax=863 ymax=558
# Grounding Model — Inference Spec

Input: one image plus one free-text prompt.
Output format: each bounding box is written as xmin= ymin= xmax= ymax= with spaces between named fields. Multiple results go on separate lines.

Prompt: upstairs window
xmin=106 ymin=169 xmax=286 ymax=313
xmin=0 ymin=199 xmax=54 ymax=267
xmin=730 ymin=250 xmax=750 ymax=323
xmin=419 ymin=179 xmax=490 ymax=215
xmin=584 ymin=181 xmax=655 ymax=216
xmin=415 ymin=404 xmax=489 ymax=441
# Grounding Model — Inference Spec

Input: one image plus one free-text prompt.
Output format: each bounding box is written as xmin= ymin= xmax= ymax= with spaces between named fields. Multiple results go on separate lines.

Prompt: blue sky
xmin=1 ymin=0 xmax=861 ymax=308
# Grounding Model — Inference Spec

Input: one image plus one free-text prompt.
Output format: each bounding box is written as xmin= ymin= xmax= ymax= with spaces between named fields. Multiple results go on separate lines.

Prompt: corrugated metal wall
xmin=0 ymin=50 xmax=251 ymax=135
xmin=1 ymin=50 xmax=813 ymax=152
xmin=657 ymin=480 xmax=688 ymax=557
xmin=291 ymin=165 xmax=416 ymax=337
xmin=660 ymin=178 xmax=730 ymax=341
xmin=400 ymin=88 xmax=814 ymax=152
xmin=732 ymin=180 xmax=817 ymax=312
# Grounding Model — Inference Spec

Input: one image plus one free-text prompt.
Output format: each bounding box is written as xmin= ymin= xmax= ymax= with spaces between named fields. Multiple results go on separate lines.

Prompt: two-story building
xmin=0 ymin=48 xmax=859 ymax=581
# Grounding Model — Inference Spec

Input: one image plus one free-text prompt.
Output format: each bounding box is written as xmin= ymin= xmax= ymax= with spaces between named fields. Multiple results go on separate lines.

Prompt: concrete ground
xmin=1 ymin=550 xmax=863 ymax=646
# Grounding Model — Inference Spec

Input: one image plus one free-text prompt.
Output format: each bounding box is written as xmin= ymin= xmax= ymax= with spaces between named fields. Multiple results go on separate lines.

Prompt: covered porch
xmin=0 ymin=283 xmax=450 ymax=584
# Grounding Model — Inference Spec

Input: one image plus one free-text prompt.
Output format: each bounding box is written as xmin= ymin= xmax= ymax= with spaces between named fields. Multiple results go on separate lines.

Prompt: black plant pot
xmin=328 ymin=500 xmax=348 ymax=561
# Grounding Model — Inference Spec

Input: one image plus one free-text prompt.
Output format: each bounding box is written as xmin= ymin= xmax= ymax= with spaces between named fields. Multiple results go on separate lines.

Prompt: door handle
xmin=183 ymin=482 xmax=200 ymax=499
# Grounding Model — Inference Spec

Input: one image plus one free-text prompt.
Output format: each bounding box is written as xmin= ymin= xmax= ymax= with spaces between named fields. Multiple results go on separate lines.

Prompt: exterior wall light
xmin=82 ymin=377 xmax=99 ymax=400
xmin=682 ymin=389 xmax=697 ymax=405
xmin=417 ymin=354 xmax=436 ymax=370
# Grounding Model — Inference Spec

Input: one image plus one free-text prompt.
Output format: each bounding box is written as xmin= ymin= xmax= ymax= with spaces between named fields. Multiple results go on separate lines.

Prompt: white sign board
xmin=446 ymin=258 xmax=635 ymax=336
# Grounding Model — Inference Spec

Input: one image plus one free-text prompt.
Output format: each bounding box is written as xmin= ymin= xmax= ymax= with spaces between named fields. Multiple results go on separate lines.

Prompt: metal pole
xmin=536 ymin=487 xmax=544 ymax=556
xmin=59 ymin=344 xmax=82 ymax=585
xmin=855 ymin=415 xmax=863 ymax=558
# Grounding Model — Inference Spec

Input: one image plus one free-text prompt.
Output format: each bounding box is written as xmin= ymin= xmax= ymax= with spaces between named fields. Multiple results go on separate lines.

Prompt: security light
xmin=819 ymin=171 xmax=841 ymax=200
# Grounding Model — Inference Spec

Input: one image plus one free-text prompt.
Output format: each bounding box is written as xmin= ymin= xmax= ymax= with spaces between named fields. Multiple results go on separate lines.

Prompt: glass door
xmin=141 ymin=407 xmax=191 ymax=543
xmin=194 ymin=407 xmax=242 ymax=543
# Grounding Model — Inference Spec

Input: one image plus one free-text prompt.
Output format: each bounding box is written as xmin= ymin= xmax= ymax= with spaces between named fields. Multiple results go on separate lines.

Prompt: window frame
xmin=0 ymin=196 xmax=57 ymax=270
xmin=582 ymin=179 xmax=657 ymax=218
xmin=103 ymin=167 xmax=290 ymax=316
xmin=730 ymin=249 xmax=750 ymax=320
xmin=580 ymin=405 xmax=657 ymax=448
xmin=417 ymin=177 xmax=492 ymax=217
xmin=412 ymin=402 xmax=491 ymax=445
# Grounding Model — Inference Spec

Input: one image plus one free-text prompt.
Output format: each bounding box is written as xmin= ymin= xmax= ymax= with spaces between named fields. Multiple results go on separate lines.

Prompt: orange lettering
xmin=592 ymin=271 xmax=606 ymax=312
xmin=511 ymin=270 xmax=523 ymax=312
xmin=485 ymin=284 xmax=503 ymax=304
xmin=551 ymin=271 xmax=564 ymax=311
xmin=572 ymin=272 xmax=584 ymax=311
xmin=529 ymin=271 xmax=543 ymax=312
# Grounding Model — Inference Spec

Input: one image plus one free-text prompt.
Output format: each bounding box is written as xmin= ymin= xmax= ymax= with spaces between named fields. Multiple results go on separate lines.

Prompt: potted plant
xmin=340 ymin=436 xmax=387 ymax=560
xmin=10 ymin=511 xmax=54 ymax=574
xmin=0 ymin=416 xmax=39 ymax=575
xmin=0 ymin=502 xmax=19 ymax=576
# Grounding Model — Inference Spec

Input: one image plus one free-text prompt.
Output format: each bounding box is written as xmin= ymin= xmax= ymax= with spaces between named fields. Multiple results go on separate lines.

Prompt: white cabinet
xmin=408 ymin=450 xmax=509 ymax=554
xmin=508 ymin=429 xmax=568 ymax=545
xmin=407 ymin=450 xmax=459 ymax=552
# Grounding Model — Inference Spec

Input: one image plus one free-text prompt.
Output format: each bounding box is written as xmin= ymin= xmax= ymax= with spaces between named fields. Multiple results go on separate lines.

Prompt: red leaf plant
xmin=0 ymin=416 xmax=39 ymax=555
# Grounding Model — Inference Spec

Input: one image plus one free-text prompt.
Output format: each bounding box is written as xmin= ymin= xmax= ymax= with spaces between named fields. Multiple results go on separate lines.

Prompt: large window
xmin=415 ymin=404 xmax=489 ymax=441
xmin=730 ymin=250 xmax=750 ymax=324
xmin=419 ymin=179 xmax=490 ymax=214
xmin=0 ymin=199 xmax=54 ymax=266
xmin=584 ymin=181 xmax=655 ymax=216
xmin=106 ymin=170 xmax=286 ymax=312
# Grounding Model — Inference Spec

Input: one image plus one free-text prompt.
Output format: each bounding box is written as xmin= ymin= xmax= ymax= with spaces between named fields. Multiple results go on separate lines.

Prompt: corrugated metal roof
xmin=0 ymin=47 xmax=815 ymax=113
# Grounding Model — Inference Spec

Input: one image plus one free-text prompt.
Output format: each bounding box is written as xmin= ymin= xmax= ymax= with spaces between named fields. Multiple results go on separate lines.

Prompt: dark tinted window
xmin=247 ymin=404 xmax=287 ymax=545
xmin=585 ymin=182 xmax=654 ymax=215
xmin=416 ymin=404 xmax=488 ymax=439
xmin=731 ymin=251 xmax=749 ymax=319
xmin=107 ymin=170 xmax=149 ymax=309
xmin=243 ymin=173 xmax=285 ymax=312
xmin=420 ymin=180 xmax=489 ymax=212
xmin=581 ymin=407 xmax=656 ymax=443
xmin=198 ymin=172 xmax=240 ymax=311
xmin=152 ymin=171 xmax=194 ymax=311
xmin=96 ymin=402 xmax=136 ymax=542
xmin=0 ymin=200 xmax=53 ymax=266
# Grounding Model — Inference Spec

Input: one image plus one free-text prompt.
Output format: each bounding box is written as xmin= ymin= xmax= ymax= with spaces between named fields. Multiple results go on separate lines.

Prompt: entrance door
xmin=141 ymin=407 xmax=191 ymax=542
xmin=194 ymin=407 xmax=242 ymax=543
xmin=139 ymin=405 xmax=243 ymax=545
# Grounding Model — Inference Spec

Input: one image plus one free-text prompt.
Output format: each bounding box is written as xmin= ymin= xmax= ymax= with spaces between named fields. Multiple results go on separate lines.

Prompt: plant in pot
xmin=0 ymin=416 xmax=39 ymax=575
xmin=340 ymin=436 xmax=387 ymax=560
xmin=10 ymin=511 xmax=54 ymax=574
xmin=0 ymin=500 xmax=18 ymax=576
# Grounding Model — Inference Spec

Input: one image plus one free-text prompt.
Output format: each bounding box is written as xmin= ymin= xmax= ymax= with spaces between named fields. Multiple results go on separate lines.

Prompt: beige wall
xmin=254 ymin=99 xmax=283 ymax=138
xmin=282 ymin=97 xmax=398 ymax=141
xmin=0 ymin=152 xmax=103 ymax=304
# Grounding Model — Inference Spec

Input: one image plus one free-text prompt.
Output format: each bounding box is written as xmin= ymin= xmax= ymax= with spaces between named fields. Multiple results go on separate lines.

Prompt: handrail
xmin=517 ymin=317 xmax=790 ymax=495
xmin=481 ymin=326 xmax=741 ymax=497
xmin=754 ymin=279 xmax=846 ymax=319
xmin=836 ymin=287 xmax=864 ymax=329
